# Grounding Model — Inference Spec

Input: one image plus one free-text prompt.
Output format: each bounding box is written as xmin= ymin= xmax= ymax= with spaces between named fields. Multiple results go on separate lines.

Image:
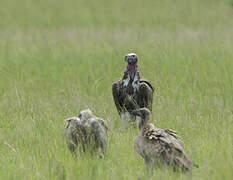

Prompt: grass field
xmin=0 ymin=0 xmax=233 ymax=179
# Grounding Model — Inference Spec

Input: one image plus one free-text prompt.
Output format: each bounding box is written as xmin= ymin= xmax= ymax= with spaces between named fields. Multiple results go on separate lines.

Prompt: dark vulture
xmin=112 ymin=53 xmax=154 ymax=126
xmin=65 ymin=109 xmax=108 ymax=156
xmin=131 ymin=108 xmax=197 ymax=172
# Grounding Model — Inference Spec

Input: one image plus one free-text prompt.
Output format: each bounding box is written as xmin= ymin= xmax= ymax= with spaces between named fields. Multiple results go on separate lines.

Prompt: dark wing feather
xmin=140 ymin=78 xmax=154 ymax=92
xmin=137 ymin=81 xmax=154 ymax=111
xmin=112 ymin=79 xmax=124 ymax=115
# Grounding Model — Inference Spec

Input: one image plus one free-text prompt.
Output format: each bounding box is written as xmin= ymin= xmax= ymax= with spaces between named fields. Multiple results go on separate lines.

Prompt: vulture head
xmin=64 ymin=117 xmax=81 ymax=129
xmin=125 ymin=53 xmax=138 ymax=79
xmin=131 ymin=108 xmax=151 ymax=130
xmin=78 ymin=109 xmax=94 ymax=120
xmin=77 ymin=109 xmax=108 ymax=131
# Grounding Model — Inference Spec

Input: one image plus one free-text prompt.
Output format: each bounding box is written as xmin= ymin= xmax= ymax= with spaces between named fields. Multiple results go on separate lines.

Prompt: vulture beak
xmin=131 ymin=109 xmax=141 ymax=117
xmin=78 ymin=114 xmax=82 ymax=119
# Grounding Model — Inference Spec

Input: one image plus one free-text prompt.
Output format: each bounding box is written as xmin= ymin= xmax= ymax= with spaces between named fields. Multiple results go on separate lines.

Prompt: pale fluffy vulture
xmin=65 ymin=109 xmax=108 ymax=156
xmin=112 ymin=53 xmax=154 ymax=126
xmin=131 ymin=108 xmax=197 ymax=172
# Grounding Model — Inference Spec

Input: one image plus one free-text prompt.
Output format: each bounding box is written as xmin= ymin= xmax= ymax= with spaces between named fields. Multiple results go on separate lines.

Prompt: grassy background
xmin=0 ymin=0 xmax=233 ymax=179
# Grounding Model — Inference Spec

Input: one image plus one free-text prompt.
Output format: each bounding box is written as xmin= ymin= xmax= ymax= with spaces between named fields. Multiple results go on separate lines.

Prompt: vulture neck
xmin=141 ymin=123 xmax=155 ymax=136
xmin=127 ymin=63 xmax=138 ymax=71
xmin=123 ymin=64 xmax=140 ymax=90
xmin=139 ymin=115 xmax=150 ymax=135
xmin=127 ymin=63 xmax=138 ymax=80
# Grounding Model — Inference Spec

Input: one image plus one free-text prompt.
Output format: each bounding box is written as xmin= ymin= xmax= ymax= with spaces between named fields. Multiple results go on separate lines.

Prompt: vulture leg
xmin=145 ymin=157 xmax=153 ymax=169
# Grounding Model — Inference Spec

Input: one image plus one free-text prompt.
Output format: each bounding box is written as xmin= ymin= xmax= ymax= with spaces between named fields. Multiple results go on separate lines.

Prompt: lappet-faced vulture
xmin=112 ymin=53 xmax=154 ymax=126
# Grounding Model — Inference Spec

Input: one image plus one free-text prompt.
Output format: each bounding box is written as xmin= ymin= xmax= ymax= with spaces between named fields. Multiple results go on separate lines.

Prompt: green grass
xmin=0 ymin=0 xmax=233 ymax=179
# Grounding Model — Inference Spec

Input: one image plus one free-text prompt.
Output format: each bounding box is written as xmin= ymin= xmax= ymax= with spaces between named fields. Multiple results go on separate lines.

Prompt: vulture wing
xmin=112 ymin=78 xmax=124 ymax=115
xmin=141 ymin=126 xmax=194 ymax=171
xmin=96 ymin=118 xmax=109 ymax=132
xmin=89 ymin=119 xmax=108 ymax=154
xmin=65 ymin=122 xmax=87 ymax=153
xmin=145 ymin=127 xmax=184 ymax=153
xmin=73 ymin=123 xmax=87 ymax=152
xmin=140 ymin=78 xmax=154 ymax=92
xmin=137 ymin=81 xmax=154 ymax=111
